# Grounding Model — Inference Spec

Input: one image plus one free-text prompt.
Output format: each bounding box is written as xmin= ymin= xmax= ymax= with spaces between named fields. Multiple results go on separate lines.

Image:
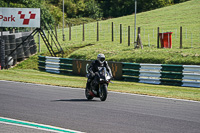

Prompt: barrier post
xmin=180 ymin=26 xmax=182 ymax=49
xmin=97 ymin=21 xmax=99 ymax=41
xmin=83 ymin=23 xmax=85 ymax=41
xmin=120 ymin=24 xmax=122 ymax=43
xmin=128 ymin=26 xmax=130 ymax=46
xmin=69 ymin=24 xmax=71 ymax=41
xmin=112 ymin=22 xmax=114 ymax=41
xmin=157 ymin=27 xmax=159 ymax=48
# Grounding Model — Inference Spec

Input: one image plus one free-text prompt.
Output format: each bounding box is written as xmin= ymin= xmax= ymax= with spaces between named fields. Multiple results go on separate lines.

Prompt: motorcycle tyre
xmin=85 ymin=88 xmax=94 ymax=100
xmin=99 ymin=84 xmax=107 ymax=101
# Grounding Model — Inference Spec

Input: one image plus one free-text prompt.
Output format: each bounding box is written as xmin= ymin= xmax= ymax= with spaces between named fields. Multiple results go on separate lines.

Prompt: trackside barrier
xmin=182 ymin=65 xmax=200 ymax=87
xmin=38 ymin=56 xmax=73 ymax=74
xmin=122 ymin=63 xmax=200 ymax=87
xmin=38 ymin=56 xmax=200 ymax=88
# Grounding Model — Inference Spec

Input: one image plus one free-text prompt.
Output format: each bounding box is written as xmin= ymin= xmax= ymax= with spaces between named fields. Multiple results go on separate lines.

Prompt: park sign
xmin=0 ymin=7 xmax=40 ymax=27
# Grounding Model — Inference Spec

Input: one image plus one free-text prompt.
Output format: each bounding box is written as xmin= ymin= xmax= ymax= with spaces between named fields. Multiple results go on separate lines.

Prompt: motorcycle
xmin=85 ymin=67 xmax=112 ymax=101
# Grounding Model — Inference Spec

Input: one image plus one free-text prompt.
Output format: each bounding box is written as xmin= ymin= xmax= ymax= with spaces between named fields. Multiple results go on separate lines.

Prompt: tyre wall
xmin=0 ymin=31 xmax=37 ymax=69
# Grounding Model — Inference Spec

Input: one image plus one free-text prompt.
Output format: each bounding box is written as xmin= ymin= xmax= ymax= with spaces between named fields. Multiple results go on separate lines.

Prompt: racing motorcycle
xmin=85 ymin=67 xmax=112 ymax=101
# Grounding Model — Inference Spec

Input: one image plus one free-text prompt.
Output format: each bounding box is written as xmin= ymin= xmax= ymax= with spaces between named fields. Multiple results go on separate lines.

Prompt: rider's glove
xmin=91 ymin=72 xmax=95 ymax=77
xmin=95 ymin=72 xmax=100 ymax=77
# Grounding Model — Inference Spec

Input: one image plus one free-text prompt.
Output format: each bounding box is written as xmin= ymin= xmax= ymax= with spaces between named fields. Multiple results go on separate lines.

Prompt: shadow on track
xmin=51 ymin=99 xmax=99 ymax=102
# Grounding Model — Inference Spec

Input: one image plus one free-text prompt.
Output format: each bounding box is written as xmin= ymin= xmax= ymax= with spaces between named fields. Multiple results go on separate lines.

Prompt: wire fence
xmin=54 ymin=22 xmax=200 ymax=49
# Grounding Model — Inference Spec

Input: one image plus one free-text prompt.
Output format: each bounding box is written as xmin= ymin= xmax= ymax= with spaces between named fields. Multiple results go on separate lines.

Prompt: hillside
xmin=51 ymin=0 xmax=199 ymax=65
xmin=17 ymin=0 xmax=200 ymax=70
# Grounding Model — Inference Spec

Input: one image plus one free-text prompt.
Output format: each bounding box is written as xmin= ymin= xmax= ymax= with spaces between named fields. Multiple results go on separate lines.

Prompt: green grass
xmin=35 ymin=0 xmax=200 ymax=64
xmin=1 ymin=69 xmax=200 ymax=101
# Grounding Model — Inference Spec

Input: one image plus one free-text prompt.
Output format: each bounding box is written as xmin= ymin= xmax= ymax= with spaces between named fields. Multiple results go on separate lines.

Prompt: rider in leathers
xmin=86 ymin=54 xmax=113 ymax=90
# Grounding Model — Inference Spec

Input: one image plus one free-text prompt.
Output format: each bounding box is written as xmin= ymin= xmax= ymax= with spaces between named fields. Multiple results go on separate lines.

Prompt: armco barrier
xmin=38 ymin=56 xmax=200 ymax=88
xmin=182 ymin=65 xmax=200 ymax=87
xmin=122 ymin=63 xmax=200 ymax=87
xmin=38 ymin=56 xmax=73 ymax=74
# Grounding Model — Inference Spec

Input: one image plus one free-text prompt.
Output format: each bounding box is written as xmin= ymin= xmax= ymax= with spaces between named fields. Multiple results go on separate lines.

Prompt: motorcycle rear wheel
xmin=99 ymin=84 xmax=107 ymax=101
xmin=85 ymin=88 xmax=94 ymax=100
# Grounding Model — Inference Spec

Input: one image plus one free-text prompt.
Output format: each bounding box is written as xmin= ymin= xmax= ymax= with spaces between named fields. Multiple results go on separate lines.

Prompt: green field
xmin=35 ymin=0 xmax=200 ymax=65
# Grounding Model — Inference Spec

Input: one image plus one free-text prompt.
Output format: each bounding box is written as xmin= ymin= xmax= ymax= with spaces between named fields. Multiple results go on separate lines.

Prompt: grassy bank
xmin=0 ymin=69 xmax=200 ymax=101
xmin=35 ymin=0 xmax=200 ymax=65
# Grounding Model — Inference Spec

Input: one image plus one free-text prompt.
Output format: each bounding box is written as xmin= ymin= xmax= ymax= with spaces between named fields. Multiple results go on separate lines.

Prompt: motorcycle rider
xmin=86 ymin=53 xmax=113 ymax=90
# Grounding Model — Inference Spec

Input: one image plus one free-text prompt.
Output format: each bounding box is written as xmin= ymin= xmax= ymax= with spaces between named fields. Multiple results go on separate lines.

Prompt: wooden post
xmin=97 ymin=21 xmax=99 ymax=41
xmin=69 ymin=24 xmax=71 ymax=41
xmin=112 ymin=22 xmax=114 ymax=41
xmin=180 ymin=26 xmax=182 ymax=49
xmin=120 ymin=24 xmax=122 ymax=43
xmin=137 ymin=27 xmax=140 ymax=47
xmin=135 ymin=27 xmax=143 ymax=49
xmin=83 ymin=23 xmax=85 ymax=41
xmin=157 ymin=27 xmax=159 ymax=48
xmin=128 ymin=26 xmax=130 ymax=46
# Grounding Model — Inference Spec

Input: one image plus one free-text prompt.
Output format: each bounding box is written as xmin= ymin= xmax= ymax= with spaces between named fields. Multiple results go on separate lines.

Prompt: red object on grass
xmin=159 ymin=32 xmax=173 ymax=48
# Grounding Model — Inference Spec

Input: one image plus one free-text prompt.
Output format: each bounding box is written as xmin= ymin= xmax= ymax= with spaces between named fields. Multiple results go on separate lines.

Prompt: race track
xmin=0 ymin=80 xmax=200 ymax=133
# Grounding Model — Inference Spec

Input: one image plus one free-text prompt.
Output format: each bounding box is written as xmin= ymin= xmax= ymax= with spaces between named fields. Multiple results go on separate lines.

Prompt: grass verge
xmin=0 ymin=69 xmax=200 ymax=101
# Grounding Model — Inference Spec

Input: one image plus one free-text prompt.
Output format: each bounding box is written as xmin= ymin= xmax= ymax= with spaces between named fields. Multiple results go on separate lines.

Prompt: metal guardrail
xmin=38 ymin=56 xmax=72 ymax=74
xmin=122 ymin=63 xmax=200 ymax=87
xmin=38 ymin=56 xmax=200 ymax=88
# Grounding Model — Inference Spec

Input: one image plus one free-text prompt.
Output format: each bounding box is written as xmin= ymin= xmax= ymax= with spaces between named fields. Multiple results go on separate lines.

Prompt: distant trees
xmin=0 ymin=0 xmax=190 ymax=26
xmin=97 ymin=0 xmax=189 ymax=18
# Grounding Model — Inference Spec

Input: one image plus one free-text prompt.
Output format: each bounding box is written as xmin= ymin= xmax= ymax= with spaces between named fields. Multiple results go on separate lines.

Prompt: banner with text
xmin=0 ymin=7 xmax=40 ymax=27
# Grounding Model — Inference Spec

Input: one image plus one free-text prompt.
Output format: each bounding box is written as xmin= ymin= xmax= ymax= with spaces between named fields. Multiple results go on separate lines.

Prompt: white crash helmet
xmin=97 ymin=54 xmax=105 ymax=64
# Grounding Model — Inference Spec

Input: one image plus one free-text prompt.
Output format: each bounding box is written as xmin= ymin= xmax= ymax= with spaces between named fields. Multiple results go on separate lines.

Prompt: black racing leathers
xmin=86 ymin=60 xmax=112 ymax=89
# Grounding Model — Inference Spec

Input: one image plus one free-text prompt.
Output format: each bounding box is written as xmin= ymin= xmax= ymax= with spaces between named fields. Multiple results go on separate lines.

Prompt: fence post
xmin=157 ymin=27 xmax=159 ymax=48
xmin=128 ymin=26 xmax=130 ymax=46
xmin=69 ymin=24 xmax=71 ymax=41
xmin=97 ymin=21 xmax=99 ymax=41
xmin=112 ymin=22 xmax=114 ymax=42
xmin=120 ymin=24 xmax=122 ymax=43
xmin=83 ymin=23 xmax=85 ymax=41
xmin=180 ymin=26 xmax=182 ymax=49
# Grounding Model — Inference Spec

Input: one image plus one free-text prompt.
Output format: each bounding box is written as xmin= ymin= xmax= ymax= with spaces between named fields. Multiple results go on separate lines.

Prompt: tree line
xmin=1 ymin=0 xmax=189 ymax=26
xmin=50 ymin=0 xmax=190 ymax=19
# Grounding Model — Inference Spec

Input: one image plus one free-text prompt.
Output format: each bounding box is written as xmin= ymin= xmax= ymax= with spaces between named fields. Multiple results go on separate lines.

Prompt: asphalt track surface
xmin=0 ymin=80 xmax=200 ymax=133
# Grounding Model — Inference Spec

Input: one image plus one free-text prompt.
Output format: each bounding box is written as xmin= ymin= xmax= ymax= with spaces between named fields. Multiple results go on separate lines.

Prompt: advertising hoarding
xmin=0 ymin=7 xmax=40 ymax=27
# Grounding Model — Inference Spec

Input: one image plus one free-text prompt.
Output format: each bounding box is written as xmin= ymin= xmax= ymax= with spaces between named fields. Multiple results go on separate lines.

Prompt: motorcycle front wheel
xmin=85 ymin=88 xmax=94 ymax=100
xmin=99 ymin=84 xmax=107 ymax=101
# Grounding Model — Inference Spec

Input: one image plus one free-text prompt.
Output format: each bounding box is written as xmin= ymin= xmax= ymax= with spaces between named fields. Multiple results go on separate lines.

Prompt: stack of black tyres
xmin=22 ymin=36 xmax=31 ymax=58
xmin=29 ymin=35 xmax=37 ymax=55
xmin=2 ymin=35 xmax=13 ymax=68
xmin=9 ymin=35 xmax=17 ymax=66
xmin=16 ymin=35 xmax=25 ymax=61
xmin=0 ymin=39 xmax=5 ymax=69
xmin=2 ymin=35 xmax=10 ymax=58
xmin=0 ymin=31 xmax=37 ymax=69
